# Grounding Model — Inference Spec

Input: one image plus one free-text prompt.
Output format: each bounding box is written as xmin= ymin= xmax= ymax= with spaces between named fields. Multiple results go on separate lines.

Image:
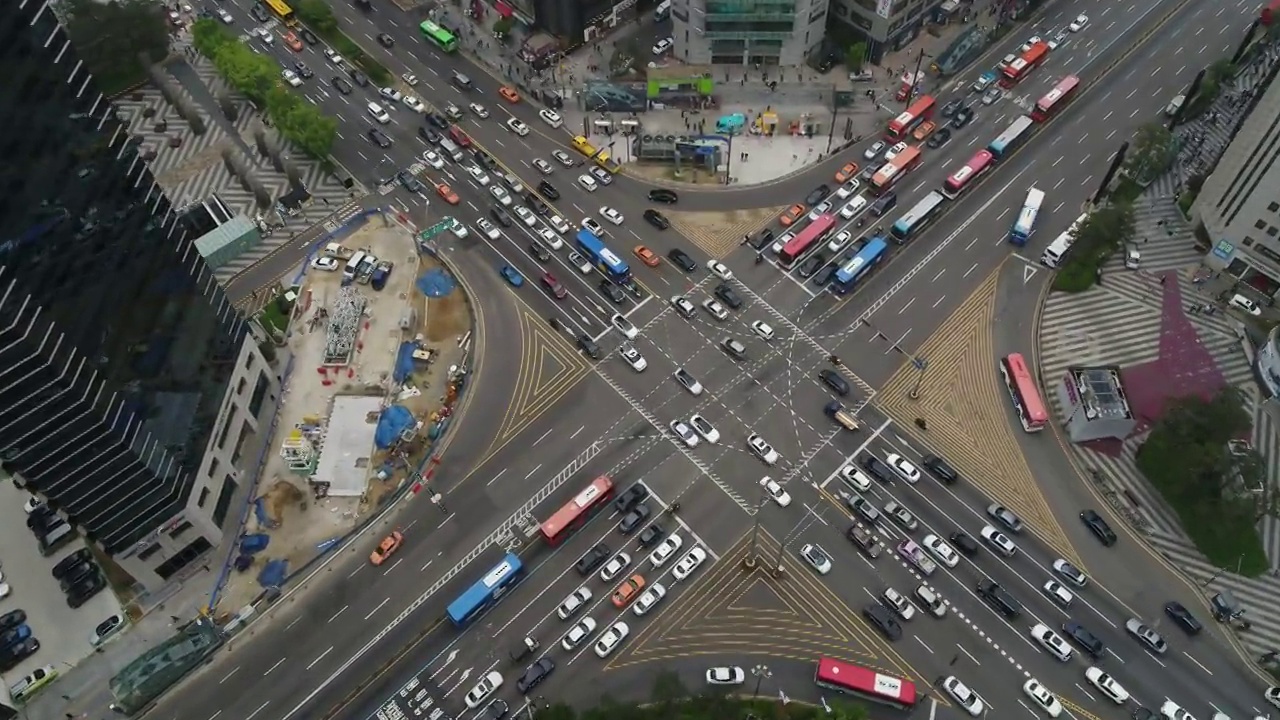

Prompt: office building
xmin=672 ymin=0 xmax=831 ymax=66
xmin=826 ymin=0 xmax=940 ymax=62
xmin=1193 ymin=62 xmax=1280 ymax=299
xmin=0 ymin=3 xmax=279 ymax=592
xmin=1055 ymin=367 xmax=1136 ymax=443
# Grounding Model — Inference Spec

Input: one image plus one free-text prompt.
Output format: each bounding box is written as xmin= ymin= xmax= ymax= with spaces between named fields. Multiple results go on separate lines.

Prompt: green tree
xmin=1124 ymin=123 xmax=1177 ymax=184
xmin=609 ymin=39 xmax=639 ymax=76
xmin=845 ymin=42 xmax=867 ymax=72
xmin=1052 ymin=203 xmax=1135 ymax=292
xmin=62 ymin=0 xmax=171 ymax=95
xmin=295 ymin=0 xmax=338 ymax=33
xmin=494 ymin=16 xmax=515 ymax=37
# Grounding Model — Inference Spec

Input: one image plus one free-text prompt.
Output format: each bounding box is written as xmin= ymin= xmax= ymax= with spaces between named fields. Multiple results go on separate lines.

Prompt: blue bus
xmin=575 ymin=230 xmax=631 ymax=282
xmin=1009 ymin=187 xmax=1045 ymax=246
xmin=832 ymin=237 xmax=889 ymax=294
xmin=445 ymin=553 xmax=524 ymax=626
xmin=890 ymin=191 xmax=946 ymax=243
xmin=987 ymin=115 xmax=1035 ymax=159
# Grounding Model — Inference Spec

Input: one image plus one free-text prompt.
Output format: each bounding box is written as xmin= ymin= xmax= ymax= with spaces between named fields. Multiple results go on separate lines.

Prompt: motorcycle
xmin=754 ymin=253 xmax=765 ymax=265
xmin=856 ymin=216 xmax=867 ymax=228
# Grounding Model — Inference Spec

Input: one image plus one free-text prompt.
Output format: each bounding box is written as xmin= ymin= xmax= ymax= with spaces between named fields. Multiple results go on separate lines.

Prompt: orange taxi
xmin=912 ymin=121 xmax=937 ymax=141
xmin=779 ymin=204 xmax=806 ymax=226
xmin=370 ymin=531 xmax=403 ymax=565
xmin=436 ymin=183 xmax=460 ymax=205
xmin=611 ymin=574 xmax=646 ymax=608
xmin=498 ymin=86 xmax=521 ymax=103
xmin=633 ymin=246 xmax=660 ymax=267
xmin=834 ymin=162 xmax=859 ymax=183
xmin=282 ymin=31 xmax=304 ymax=52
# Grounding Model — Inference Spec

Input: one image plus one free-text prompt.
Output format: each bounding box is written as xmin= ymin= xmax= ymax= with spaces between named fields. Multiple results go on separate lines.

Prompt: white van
xmin=654 ymin=0 xmax=671 ymax=21
xmin=1040 ymin=213 xmax=1088 ymax=267
xmin=367 ymin=102 xmax=390 ymax=124
xmin=344 ymin=250 xmax=367 ymax=280
xmin=438 ymin=137 xmax=463 ymax=162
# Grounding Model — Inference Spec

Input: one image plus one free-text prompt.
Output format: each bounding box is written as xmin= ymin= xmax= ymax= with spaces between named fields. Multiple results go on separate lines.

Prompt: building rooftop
xmin=1068 ymin=366 xmax=1133 ymax=421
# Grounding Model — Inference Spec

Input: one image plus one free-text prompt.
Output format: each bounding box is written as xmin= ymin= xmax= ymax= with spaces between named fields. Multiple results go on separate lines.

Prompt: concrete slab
xmin=320 ymin=396 xmax=386 ymax=497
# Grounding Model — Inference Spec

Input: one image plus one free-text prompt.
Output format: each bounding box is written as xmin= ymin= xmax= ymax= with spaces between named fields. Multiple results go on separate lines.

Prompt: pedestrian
xmin=1160 ymin=275 xmax=1167 ymax=285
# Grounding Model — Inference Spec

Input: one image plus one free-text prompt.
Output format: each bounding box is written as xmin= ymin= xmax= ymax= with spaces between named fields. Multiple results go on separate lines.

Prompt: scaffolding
xmin=324 ymin=285 xmax=366 ymax=366
xmin=280 ymin=427 xmax=320 ymax=477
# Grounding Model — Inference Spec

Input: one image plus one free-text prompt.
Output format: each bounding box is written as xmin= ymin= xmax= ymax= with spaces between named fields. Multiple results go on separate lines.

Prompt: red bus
xmin=779 ymin=214 xmax=836 ymax=267
xmin=539 ymin=475 xmax=615 ymax=545
xmin=1032 ymin=75 xmax=1080 ymax=122
xmin=1001 ymin=41 xmax=1050 ymax=86
xmin=886 ymin=95 xmax=936 ymax=141
xmin=870 ymin=145 xmax=922 ymax=193
xmin=999 ymin=353 xmax=1048 ymax=432
xmin=941 ymin=150 xmax=993 ymax=199
xmin=814 ymin=658 xmax=917 ymax=711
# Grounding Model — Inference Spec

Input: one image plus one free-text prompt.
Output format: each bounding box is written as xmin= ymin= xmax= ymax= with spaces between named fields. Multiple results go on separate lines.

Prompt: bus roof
xmin=539 ymin=476 xmax=613 ymax=538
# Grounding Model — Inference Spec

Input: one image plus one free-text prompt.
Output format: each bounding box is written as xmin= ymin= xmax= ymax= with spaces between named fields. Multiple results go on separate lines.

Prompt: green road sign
xmin=418 ymin=217 xmax=453 ymax=242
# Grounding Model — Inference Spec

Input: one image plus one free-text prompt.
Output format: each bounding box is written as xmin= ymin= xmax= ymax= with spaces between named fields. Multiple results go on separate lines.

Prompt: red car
xmin=541 ymin=272 xmax=568 ymax=299
xmin=448 ymin=125 xmax=471 ymax=148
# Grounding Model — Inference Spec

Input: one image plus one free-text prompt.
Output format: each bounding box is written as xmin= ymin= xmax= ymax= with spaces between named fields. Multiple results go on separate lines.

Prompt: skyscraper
xmin=0 ymin=2 xmax=279 ymax=590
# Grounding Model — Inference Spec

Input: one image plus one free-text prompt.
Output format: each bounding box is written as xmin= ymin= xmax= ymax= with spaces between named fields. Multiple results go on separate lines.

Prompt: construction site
xmin=218 ymin=214 xmax=473 ymax=611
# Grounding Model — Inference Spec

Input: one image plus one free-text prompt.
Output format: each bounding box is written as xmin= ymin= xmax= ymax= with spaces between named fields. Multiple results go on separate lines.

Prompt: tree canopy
xmin=1136 ymin=387 xmax=1272 ymax=577
xmin=1124 ymin=123 xmax=1177 ymax=185
xmin=62 ymin=0 xmax=172 ymax=95
xmin=1051 ymin=201 xmax=1135 ymax=292
xmin=294 ymin=0 xmax=391 ymax=85
xmin=191 ymin=19 xmax=337 ymax=160
xmin=845 ymin=43 xmax=867 ymax=73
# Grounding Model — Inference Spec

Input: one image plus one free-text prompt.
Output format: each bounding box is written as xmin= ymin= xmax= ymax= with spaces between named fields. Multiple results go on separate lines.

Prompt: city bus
xmin=445 ymin=553 xmax=524 ymax=626
xmin=832 ymin=237 xmax=888 ymax=294
xmin=1001 ymin=40 xmax=1049 ymax=87
xmin=890 ymin=191 xmax=946 ymax=242
xmin=813 ymin=657 xmax=918 ymax=711
xmin=539 ymin=475 xmax=615 ymax=546
xmin=1009 ymin=187 xmax=1045 ymax=246
xmin=1040 ymin=212 xmax=1089 ymax=267
xmin=571 ymin=136 xmax=622 ymax=173
xmin=885 ymin=96 xmax=936 ymax=141
xmin=575 ymin=231 xmax=631 ymax=282
xmin=263 ymin=0 xmax=297 ymax=26
xmin=1032 ymin=75 xmax=1081 ymax=122
xmin=987 ymin=116 xmax=1035 ymax=160
xmin=779 ymin=214 xmax=836 ymax=267
xmin=419 ymin=20 xmax=459 ymax=52
xmin=941 ymin=150 xmax=994 ymax=199
xmin=870 ymin=145 xmax=922 ymax=193
xmin=999 ymin=353 xmax=1048 ymax=432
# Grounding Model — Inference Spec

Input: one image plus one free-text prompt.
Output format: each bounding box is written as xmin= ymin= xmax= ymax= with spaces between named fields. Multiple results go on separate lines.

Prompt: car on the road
xmin=839 ymin=465 xmax=872 ymax=492
xmin=835 ymin=162 xmax=859 ymax=183
xmin=426 ymin=111 xmax=450 ymax=130
xmin=1022 ymin=679 xmax=1062 ymax=718
xmin=618 ymin=503 xmax=651 ymax=535
xmin=369 ymin=531 xmax=403 ymax=565
xmin=648 ymin=534 xmax=684 ymax=567
xmin=465 ymin=164 xmax=489 ymax=185
xmin=881 ymin=588 xmax=915 ymax=620
xmin=861 ymin=454 xmax=897 ymax=483
xmin=862 ymin=604 xmax=902 ymax=641
xmin=920 ymin=454 xmax=959 ymax=485
xmin=1084 ymin=667 xmax=1129 ymax=704
xmin=556 ymin=587 xmax=593 ymax=619
xmin=637 ymin=523 xmax=665 ymax=549
xmin=1080 ymin=509 xmax=1117 ymax=545
xmin=539 ymin=109 xmax=562 ymax=128
xmin=611 ymin=575 xmax=646 ymax=609
xmin=714 ymin=283 xmax=743 ymax=309
xmin=986 ymin=504 xmax=1023 ymax=532
xmin=673 ymin=368 xmax=703 ymax=395
xmin=705 ymin=666 xmax=745 ymax=685
xmin=1069 ymin=14 xmax=1089 ymax=31
xmin=516 ymin=658 xmax=554 ymax=694
xmin=513 ymin=206 xmax=537 ymax=227
xmin=476 ymin=218 xmax=500 ymax=241
xmin=632 ymin=583 xmax=666 ymax=616
xmin=759 ymin=477 xmax=791 ymax=507
xmin=281 ymin=69 xmax=303 ymax=87
xmin=330 ymin=76 xmax=353 ymax=94
xmin=779 ymin=204 xmax=806 ymax=226
xmin=499 ymin=86 xmax=521 ymax=103
xmin=576 ymin=543 xmax=612 ymax=576
xmin=689 ymin=415 xmax=719 ymax=443
xmin=565 ymin=250 xmax=591 ymax=274
xmin=1052 ymin=559 xmax=1087 ymax=587
xmin=747 ymin=433 xmax=779 ymax=465
xmin=499 ymin=265 xmax=524 ymax=287
xmin=535 ymin=180 xmax=559 ymax=200
xmin=550 ymin=215 xmax=571 ymax=234
xmin=882 ymin=501 xmax=917 ymax=531
xmin=619 ymin=343 xmax=647 ymax=372
xmin=671 ymin=546 xmax=707 ymax=581
xmin=847 ymin=496 xmax=882 ymax=525
xmin=216 ymin=7 xmax=234 ymax=23
xmin=436 ymin=183 xmax=460 ymax=205
xmin=645 ymin=187 xmax=680 ymax=204
xmin=652 ymin=37 xmax=674 ymax=55
xmin=507 ymin=118 xmax=530 ymax=136
xmin=670 ymin=295 xmax=697 ymax=318
xmin=593 ymin=621 xmax=629 ymax=658
xmin=703 ymin=298 xmax=729 ymax=320
xmin=804 ymin=185 xmax=831 ymax=206
xmin=884 ymin=142 xmax=909 ymax=161
xmin=980 ymin=525 xmax=1018 ymax=556
xmin=292 ymin=61 xmax=314 ymax=79
xmin=1031 ymin=623 xmax=1073 ymax=662
xmin=668 ymin=248 xmax=697 ymax=272
xmin=589 ymin=166 xmax=614 ymax=185
xmin=582 ymin=217 xmax=607 ymax=236
xmin=882 ymin=455 xmax=919 ymax=484
xmin=827 ymin=229 xmax=854 ymax=254
xmin=807 ymin=201 xmax=834 ymax=222
xmin=633 ymin=246 xmax=661 ymax=267
xmin=552 ymin=149 xmax=575 ymax=167
xmin=253 ymin=26 xmax=274 ymax=44
xmin=981 ymin=86 xmax=1002 ymax=105
xmin=742 ymin=323 xmax=773 ymax=345
xmin=1042 ymin=579 xmax=1074 ymax=607
xmin=642 ymin=209 xmax=670 ymax=230
xmin=421 ymin=150 xmax=444 ymax=169
xmin=922 ymin=534 xmax=958 ymax=567
xmin=532 ymin=158 xmax=554 ymax=174
xmin=561 ymin=617 xmax=597 ymax=650
xmin=89 ymin=613 xmax=127 ymax=647
xmin=598 ymin=280 xmax=625 ymax=305
xmin=614 ymin=483 xmax=650 ymax=513
xmin=600 ymin=206 xmax=625 ymax=225
xmin=490 ymin=185 xmax=512 ymax=207
xmin=797 ymin=253 xmax=826 ymax=278
xmin=538 ymin=228 xmax=563 ymax=250
xmin=800 ymin=544 xmax=831 ymax=575
xmin=468 ymin=102 xmax=490 ymax=119
xmin=670 ymin=420 xmax=700 ymax=448
xmin=951 ymin=107 xmax=974 ymax=128
xmin=1125 ymin=617 xmax=1168 ymax=654
xmin=926 ymin=127 xmax=952 ymax=148
xmin=464 ymin=671 xmax=503 ymax=708
xmin=942 ymin=676 xmax=984 ymax=717
xmin=1164 ymin=601 xmax=1202 ymax=634
xmin=539 ymin=272 xmax=568 ymax=300
xmin=940 ymin=98 xmax=964 ymax=117
xmin=722 ymin=337 xmax=747 ymax=360
xmin=863 ymin=140 xmax=887 ymax=161
xmin=367 ymin=128 xmax=392 ymax=148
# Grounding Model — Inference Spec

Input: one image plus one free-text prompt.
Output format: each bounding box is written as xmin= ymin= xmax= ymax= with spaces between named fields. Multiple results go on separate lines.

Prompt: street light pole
xmin=742 ymin=481 xmax=772 ymax=571
xmin=751 ymin=664 xmax=772 ymax=698
xmin=908 ymin=356 xmax=928 ymax=400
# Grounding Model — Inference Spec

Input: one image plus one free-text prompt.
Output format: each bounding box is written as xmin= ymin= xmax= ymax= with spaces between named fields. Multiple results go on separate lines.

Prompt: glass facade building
xmin=0 ymin=3 xmax=278 ymax=591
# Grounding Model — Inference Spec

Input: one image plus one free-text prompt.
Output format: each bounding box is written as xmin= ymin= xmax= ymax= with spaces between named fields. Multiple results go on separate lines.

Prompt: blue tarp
xmin=253 ymin=497 xmax=279 ymax=529
xmin=393 ymin=342 xmax=417 ymax=382
xmin=375 ymin=405 xmax=414 ymax=448
xmin=240 ymin=534 xmax=270 ymax=555
xmin=417 ymin=268 xmax=456 ymax=297
xmin=257 ymin=559 xmax=288 ymax=589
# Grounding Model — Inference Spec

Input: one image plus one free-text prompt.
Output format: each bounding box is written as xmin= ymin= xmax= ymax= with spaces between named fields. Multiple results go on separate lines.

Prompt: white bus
xmin=1040 ymin=213 xmax=1089 ymax=268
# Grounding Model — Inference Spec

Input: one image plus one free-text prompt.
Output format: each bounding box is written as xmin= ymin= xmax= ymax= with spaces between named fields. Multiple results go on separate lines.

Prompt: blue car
xmin=500 ymin=265 xmax=525 ymax=287
xmin=0 ymin=624 xmax=31 ymax=649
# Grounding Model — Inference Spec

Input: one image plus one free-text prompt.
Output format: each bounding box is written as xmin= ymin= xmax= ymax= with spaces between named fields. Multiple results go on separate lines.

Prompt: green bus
xmin=419 ymin=21 xmax=459 ymax=52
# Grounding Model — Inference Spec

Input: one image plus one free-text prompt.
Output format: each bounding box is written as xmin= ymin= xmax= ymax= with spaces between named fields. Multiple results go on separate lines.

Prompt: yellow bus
xmin=263 ymin=0 xmax=298 ymax=26
xmin=570 ymin=136 xmax=621 ymax=174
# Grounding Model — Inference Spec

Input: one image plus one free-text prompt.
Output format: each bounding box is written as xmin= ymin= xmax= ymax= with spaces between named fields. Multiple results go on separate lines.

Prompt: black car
xmin=575 ymin=543 xmax=611 ymax=575
xmin=53 ymin=549 xmax=93 ymax=578
xmin=330 ymin=76 xmax=353 ymax=95
xmin=926 ymin=127 xmax=952 ymax=148
xmin=857 ymin=165 xmax=878 ymax=183
xmin=1080 ymin=509 xmax=1117 ymax=546
xmin=804 ymin=185 xmax=831 ymax=206
xmin=300 ymin=28 xmax=319 ymax=45
xmin=577 ymin=335 xmax=601 ymax=359
xmin=1062 ymin=621 xmax=1105 ymax=658
xmin=1130 ymin=709 xmax=1157 ymax=720
xmin=294 ymin=61 xmax=314 ymax=79
xmin=637 ymin=523 xmax=665 ymax=548
xmin=714 ymin=283 xmax=742 ymax=309
xmin=27 ymin=507 xmax=59 ymax=532
xmin=644 ymin=209 xmax=669 ymax=230
xmin=367 ymin=129 xmax=392 ymax=148
xmin=1163 ymin=601 xmax=1203 ymax=635
xmin=812 ymin=263 xmax=838 ymax=287
xmin=648 ymin=188 xmax=678 ymax=204
xmin=377 ymin=32 xmax=394 ymax=48
xmin=67 ymin=573 xmax=106 ymax=608
xmin=861 ymin=454 xmax=896 ymax=483
xmin=950 ymin=108 xmax=974 ymax=129
xmin=818 ymin=369 xmax=850 ymax=396
xmin=614 ymin=483 xmax=651 ymax=513
xmin=0 ymin=638 xmax=38 ymax=672
xmin=418 ymin=127 xmax=441 ymax=144
xmin=59 ymin=562 xmax=98 ymax=591
xmin=797 ymin=252 xmax=827 ymax=278
xmin=427 ymin=112 xmax=451 ymax=130
xmin=526 ymin=196 xmax=551 ymax=217
xmin=619 ymin=503 xmax=651 ymax=534
xmin=527 ymin=242 xmax=550 ymax=262
xmin=537 ymin=180 xmax=560 ymax=200
xmin=599 ymin=280 xmax=625 ymax=305
xmin=475 ymin=151 xmax=499 ymax=172
xmin=490 ymin=207 xmax=513 ymax=227
xmin=940 ymin=99 xmax=964 ymax=117
xmin=668 ymin=248 xmax=697 ymax=272
xmin=516 ymin=657 xmax=555 ymax=694
xmin=949 ymin=532 xmax=980 ymax=557
xmin=862 ymin=604 xmax=902 ymax=641
xmin=751 ymin=229 xmax=775 ymax=250
xmin=921 ymin=454 xmax=959 ymax=484
xmin=484 ymin=699 xmax=510 ymax=720
xmin=398 ymin=172 xmax=426 ymax=194
xmin=250 ymin=3 xmax=270 ymax=22
xmin=0 ymin=611 xmax=26 ymax=633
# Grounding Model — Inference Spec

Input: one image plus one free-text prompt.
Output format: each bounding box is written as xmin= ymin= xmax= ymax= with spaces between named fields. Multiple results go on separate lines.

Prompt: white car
xmin=839 ymin=465 xmax=872 ymax=491
xmin=422 ymin=151 xmax=444 ymax=170
xmin=885 ymin=454 xmax=921 ymax=483
xmin=469 ymin=102 xmax=489 ymax=118
xmin=1053 ymin=559 xmax=1088 ymax=586
xmin=1269 ymin=686 xmax=1280 ymax=710
xmin=707 ymin=260 xmax=733 ymax=280
xmin=1023 ymin=679 xmax=1062 ymax=718
xmin=366 ymin=101 xmax=391 ymax=124
xmin=751 ymin=320 xmax=775 ymax=341
xmin=490 ymin=186 xmax=512 ymax=206
xmin=800 ymin=543 xmax=831 ymax=574
xmin=979 ymin=525 xmax=1018 ymax=556
xmin=648 ymin=534 xmax=683 ymax=566
xmin=449 ymin=219 xmax=469 ymax=239
xmin=689 ymin=415 xmax=720 ymax=443
xmin=599 ymin=552 xmax=632 ymax=582
xmin=670 ymin=295 xmax=697 ymax=318
xmin=216 ymin=8 xmax=234 ymax=23
xmin=1159 ymin=701 xmax=1195 ymax=720
xmin=589 ymin=166 xmax=613 ymax=185
xmin=464 ymin=671 xmax=503 ymax=708
xmin=839 ymin=196 xmax=868 ymax=219
xmin=942 ymin=676 xmax=984 ymax=717
xmin=533 ymin=158 xmax=554 ymax=174
xmin=582 ymin=217 xmax=606 ymax=236
xmin=670 ymin=420 xmax=700 ymax=448
xmin=705 ymin=666 xmax=745 ymax=685
xmin=881 ymin=588 xmax=915 ymax=620
xmin=619 ymin=343 xmax=647 ymax=372
xmin=400 ymin=95 xmax=424 ymax=113
xmin=477 ymin=218 xmax=501 ymax=240
xmin=673 ymin=368 xmax=702 ymax=395
xmin=379 ymin=87 xmax=403 ymax=103
xmin=884 ymin=142 xmax=909 ymax=161
xmin=513 ymin=206 xmax=537 ymax=227
xmin=863 ymin=140 xmax=887 ymax=161
xmin=282 ymin=69 xmax=303 ymax=87
xmin=921 ymin=534 xmax=958 ymax=567
xmin=507 ymin=118 xmax=530 ymax=136
xmin=549 ymin=215 xmax=571 ymax=234
xmin=1085 ymin=667 xmax=1129 ymax=704
xmin=770 ymin=231 xmax=793 ymax=255
xmin=808 ymin=201 xmax=834 ymax=222
xmin=323 ymin=48 xmax=345 ymax=65
xmin=671 ymin=546 xmax=707 ymax=581
xmin=1042 ymin=579 xmax=1074 ymax=607
xmin=561 ymin=617 xmax=598 ymax=650
xmin=402 ymin=72 xmax=418 ymax=86
xmin=577 ymin=174 xmax=599 ymax=192
xmin=633 ymin=583 xmax=666 ymax=615
xmin=827 ymin=230 xmax=853 ymax=254
xmin=835 ymin=180 xmax=860 ymax=199
xmin=702 ymin=298 xmax=729 ymax=320
xmin=600 ymin=206 xmax=625 ymax=225
xmin=535 ymin=229 xmax=560 ymax=251
xmin=1031 ymin=623 xmax=1074 ymax=662
xmin=747 ymin=434 xmax=779 ymax=465
xmin=0 ymin=583 xmax=10 ymax=600
xmin=652 ymin=37 xmax=674 ymax=55
xmin=1229 ymin=294 xmax=1262 ymax=315
xmin=467 ymin=164 xmax=491 ymax=185
xmin=311 ymin=256 xmax=340 ymax=271
xmin=1021 ymin=36 xmax=1043 ymax=52
xmin=760 ymin=477 xmax=792 ymax=507
xmin=594 ymin=621 xmax=629 ymax=658
xmin=568 ymin=250 xmax=592 ymax=274
xmin=1068 ymin=14 xmax=1088 ymax=31
xmin=255 ymin=27 xmax=274 ymax=43
xmin=539 ymin=109 xmax=563 ymax=127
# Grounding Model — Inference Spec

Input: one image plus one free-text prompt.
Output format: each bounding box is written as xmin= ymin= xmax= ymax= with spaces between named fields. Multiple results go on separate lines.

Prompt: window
xmin=1244 ymin=236 xmax=1256 ymax=246
xmin=138 ymin=543 xmax=162 ymax=561
xmin=198 ymin=486 xmax=211 ymax=508
xmin=1256 ymin=219 xmax=1268 ymax=230
xmin=1269 ymin=201 xmax=1280 ymax=212
xmin=1270 ymin=226 xmax=1279 ymax=237
xmin=808 ymin=5 xmax=826 ymax=22
xmin=237 ymin=377 xmax=247 ymax=395
xmin=249 ymin=374 xmax=271 ymax=416
xmin=169 ymin=520 xmax=193 ymax=538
